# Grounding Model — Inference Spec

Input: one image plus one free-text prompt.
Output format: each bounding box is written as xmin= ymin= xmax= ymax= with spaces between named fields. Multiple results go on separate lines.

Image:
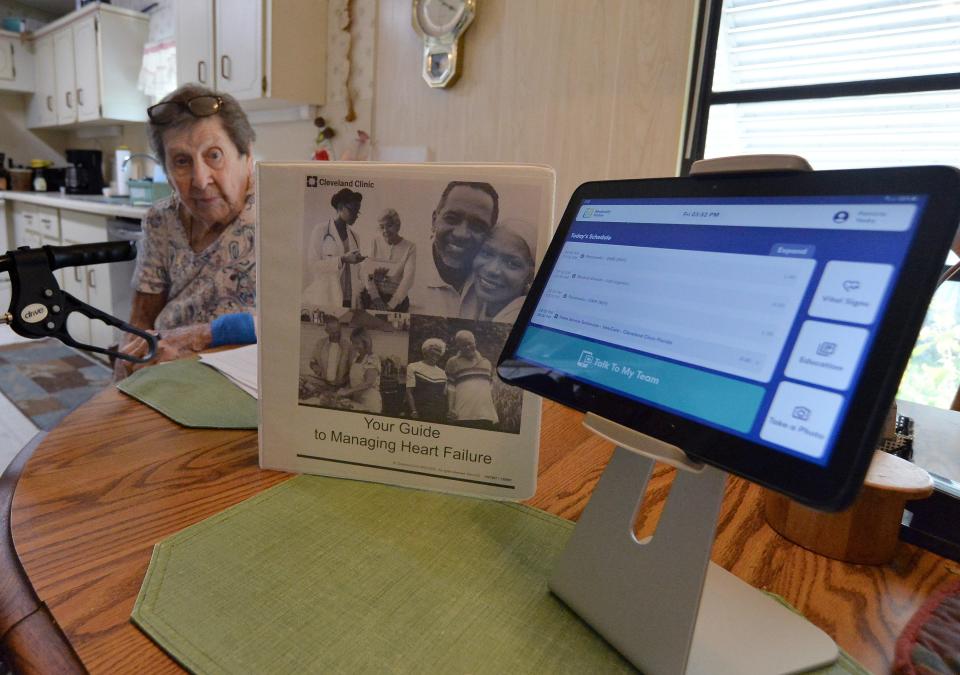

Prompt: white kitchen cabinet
xmin=73 ymin=16 xmax=101 ymax=122
xmin=61 ymin=250 xmax=90 ymax=347
xmin=53 ymin=27 xmax=75 ymax=125
xmin=11 ymin=202 xmax=63 ymax=288
xmin=30 ymin=4 xmax=150 ymax=128
xmin=13 ymin=202 xmax=60 ymax=243
xmin=0 ymin=32 xmax=34 ymax=93
xmin=176 ymin=0 xmax=214 ymax=89
xmin=0 ymin=200 xmax=8 ymax=316
xmin=175 ymin=0 xmax=326 ymax=107
xmin=26 ymin=36 xmax=57 ymax=127
xmin=59 ymin=210 xmax=118 ymax=351
xmin=0 ymin=35 xmax=12 ymax=81
xmin=215 ymin=0 xmax=263 ymax=100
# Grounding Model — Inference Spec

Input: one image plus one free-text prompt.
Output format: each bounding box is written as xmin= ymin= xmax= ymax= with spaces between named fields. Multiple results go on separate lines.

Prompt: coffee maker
xmin=65 ymin=149 xmax=104 ymax=195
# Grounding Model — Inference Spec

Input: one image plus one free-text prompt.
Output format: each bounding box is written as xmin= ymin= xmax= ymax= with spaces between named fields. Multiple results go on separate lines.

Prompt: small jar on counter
xmin=32 ymin=169 xmax=47 ymax=192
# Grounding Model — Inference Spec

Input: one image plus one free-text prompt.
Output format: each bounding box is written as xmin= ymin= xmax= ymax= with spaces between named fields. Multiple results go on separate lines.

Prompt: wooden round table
xmin=2 ymin=387 xmax=955 ymax=673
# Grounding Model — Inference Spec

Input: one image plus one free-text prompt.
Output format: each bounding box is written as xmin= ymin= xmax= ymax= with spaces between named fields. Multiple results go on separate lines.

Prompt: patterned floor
xmin=0 ymin=337 xmax=111 ymax=431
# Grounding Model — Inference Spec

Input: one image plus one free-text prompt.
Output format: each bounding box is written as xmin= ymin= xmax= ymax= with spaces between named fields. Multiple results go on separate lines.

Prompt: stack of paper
xmin=199 ymin=344 xmax=258 ymax=399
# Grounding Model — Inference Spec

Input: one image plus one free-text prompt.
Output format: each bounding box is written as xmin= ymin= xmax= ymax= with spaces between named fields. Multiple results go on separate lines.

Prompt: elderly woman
xmin=117 ymin=83 xmax=257 ymax=372
xmin=459 ymin=219 xmax=537 ymax=323
xmin=361 ymin=208 xmax=416 ymax=312
xmin=405 ymin=337 xmax=447 ymax=422
xmin=337 ymin=327 xmax=382 ymax=413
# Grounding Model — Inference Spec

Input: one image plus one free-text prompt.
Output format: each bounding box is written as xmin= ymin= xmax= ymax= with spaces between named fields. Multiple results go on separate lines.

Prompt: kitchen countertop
xmin=0 ymin=191 xmax=151 ymax=219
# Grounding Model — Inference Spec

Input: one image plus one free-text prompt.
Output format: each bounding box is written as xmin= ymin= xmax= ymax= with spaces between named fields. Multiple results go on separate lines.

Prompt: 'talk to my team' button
xmin=516 ymin=326 xmax=765 ymax=433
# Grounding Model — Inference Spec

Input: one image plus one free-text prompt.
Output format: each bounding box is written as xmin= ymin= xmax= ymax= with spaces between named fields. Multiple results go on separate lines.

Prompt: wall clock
xmin=412 ymin=0 xmax=476 ymax=88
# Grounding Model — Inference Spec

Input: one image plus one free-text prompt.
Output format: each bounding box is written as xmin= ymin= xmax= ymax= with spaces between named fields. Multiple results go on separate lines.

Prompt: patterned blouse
xmin=133 ymin=191 xmax=256 ymax=330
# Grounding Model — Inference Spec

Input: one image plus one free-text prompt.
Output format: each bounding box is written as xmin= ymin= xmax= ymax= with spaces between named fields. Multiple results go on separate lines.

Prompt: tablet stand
xmin=548 ymin=155 xmax=839 ymax=674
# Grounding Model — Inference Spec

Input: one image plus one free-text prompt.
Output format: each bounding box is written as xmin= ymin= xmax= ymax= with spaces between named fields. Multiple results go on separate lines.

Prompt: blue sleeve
xmin=210 ymin=312 xmax=257 ymax=347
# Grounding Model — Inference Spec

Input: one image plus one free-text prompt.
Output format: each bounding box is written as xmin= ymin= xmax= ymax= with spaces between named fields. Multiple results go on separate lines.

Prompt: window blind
xmin=715 ymin=0 xmax=960 ymax=91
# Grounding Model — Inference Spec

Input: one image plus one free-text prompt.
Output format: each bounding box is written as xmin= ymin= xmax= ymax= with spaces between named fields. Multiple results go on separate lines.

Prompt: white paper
xmin=199 ymin=344 xmax=259 ymax=398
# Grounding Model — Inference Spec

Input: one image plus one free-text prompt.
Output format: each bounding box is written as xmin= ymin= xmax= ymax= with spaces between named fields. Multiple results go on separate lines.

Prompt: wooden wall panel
xmin=372 ymin=0 xmax=698 ymax=212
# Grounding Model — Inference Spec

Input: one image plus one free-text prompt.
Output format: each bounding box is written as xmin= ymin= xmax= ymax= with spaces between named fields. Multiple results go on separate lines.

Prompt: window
xmin=684 ymin=0 xmax=960 ymax=555
xmin=687 ymin=1 xmax=960 ymax=172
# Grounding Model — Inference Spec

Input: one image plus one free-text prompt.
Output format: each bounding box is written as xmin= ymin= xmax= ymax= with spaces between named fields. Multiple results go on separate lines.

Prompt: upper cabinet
xmin=176 ymin=0 xmax=214 ymax=89
xmin=0 ymin=31 xmax=35 ymax=93
xmin=175 ymin=0 xmax=326 ymax=108
xmin=31 ymin=36 xmax=56 ymax=126
xmin=52 ymin=25 xmax=76 ymax=124
xmin=28 ymin=4 xmax=151 ymax=129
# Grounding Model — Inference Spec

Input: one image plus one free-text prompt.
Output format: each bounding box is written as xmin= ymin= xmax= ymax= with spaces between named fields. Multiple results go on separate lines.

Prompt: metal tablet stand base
xmin=550 ymin=155 xmax=838 ymax=674
xmin=550 ymin=415 xmax=838 ymax=675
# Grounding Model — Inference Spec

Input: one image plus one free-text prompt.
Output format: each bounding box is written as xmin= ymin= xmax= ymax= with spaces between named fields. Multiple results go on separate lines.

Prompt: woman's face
xmin=163 ymin=116 xmax=252 ymax=227
xmin=379 ymin=217 xmax=401 ymax=244
xmin=472 ymin=229 xmax=534 ymax=308
xmin=352 ymin=336 xmax=370 ymax=355
xmin=422 ymin=344 xmax=443 ymax=365
xmin=338 ymin=201 xmax=361 ymax=225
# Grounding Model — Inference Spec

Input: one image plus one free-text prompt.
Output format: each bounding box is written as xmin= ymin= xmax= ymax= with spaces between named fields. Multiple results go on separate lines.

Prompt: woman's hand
xmin=112 ymin=323 xmax=213 ymax=380
xmin=341 ymin=250 xmax=366 ymax=265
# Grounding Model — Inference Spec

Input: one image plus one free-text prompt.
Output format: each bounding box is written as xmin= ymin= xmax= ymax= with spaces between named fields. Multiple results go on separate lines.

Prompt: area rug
xmin=0 ymin=338 xmax=111 ymax=430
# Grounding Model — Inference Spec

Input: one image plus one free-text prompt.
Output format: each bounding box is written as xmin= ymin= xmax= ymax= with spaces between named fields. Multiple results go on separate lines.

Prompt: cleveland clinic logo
xmin=306 ymin=176 xmax=318 ymax=187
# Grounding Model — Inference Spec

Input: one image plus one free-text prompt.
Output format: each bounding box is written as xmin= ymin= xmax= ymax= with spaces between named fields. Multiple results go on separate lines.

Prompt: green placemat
xmin=117 ymin=359 xmax=257 ymax=429
xmin=132 ymin=476 xmax=868 ymax=674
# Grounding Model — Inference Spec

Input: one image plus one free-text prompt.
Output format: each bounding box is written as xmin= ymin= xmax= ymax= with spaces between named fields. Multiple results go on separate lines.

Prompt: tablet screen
xmin=513 ymin=193 xmax=925 ymax=466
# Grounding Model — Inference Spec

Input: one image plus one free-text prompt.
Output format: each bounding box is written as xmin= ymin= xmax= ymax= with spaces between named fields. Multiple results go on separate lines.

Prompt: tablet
xmin=498 ymin=166 xmax=960 ymax=510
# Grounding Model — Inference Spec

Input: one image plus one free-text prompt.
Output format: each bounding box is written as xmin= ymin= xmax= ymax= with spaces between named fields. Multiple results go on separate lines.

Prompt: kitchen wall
xmin=62 ymin=125 xmax=152 ymax=185
xmin=250 ymin=0 xmax=376 ymax=164
xmin=373 ymin=0 xmax=698 ymax=213
xmin=4 ymin=0 xmax=697 ymax=201
xmin=0 ymin=0 xmax=54 ymax=24
xmin=250 ymin=0 xmax=699 ymax=213
xmin=0 ymin=91 xmax=66 ymax=167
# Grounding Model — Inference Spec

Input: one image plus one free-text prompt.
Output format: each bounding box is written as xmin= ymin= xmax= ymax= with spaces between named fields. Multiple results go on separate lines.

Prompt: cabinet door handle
xmin=23 ymin=214 xmax=33 ymax=222
xmin=220 ymin=54 xmax=231 ymax=80
xmin=46 ymin=95 xmax=53 ymax=111
xmin=40 ymin=218 xmax=52 ymax=225
xmin=198 ymin=60 xmax=207 ymax=83
xmin=66 ymin=90 xmax=72 ymax=108
xmin=74 ymin=268 xmax=83 ymax=283
xmin=87 ymin=269 xmax=96 ymax=289
xmin=77 ymin=88 xmax=84 ymax=107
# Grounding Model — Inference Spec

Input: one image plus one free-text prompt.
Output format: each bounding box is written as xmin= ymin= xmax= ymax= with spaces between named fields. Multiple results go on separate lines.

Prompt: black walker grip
xmin=48 ymin=241 xmax=136 ymax=271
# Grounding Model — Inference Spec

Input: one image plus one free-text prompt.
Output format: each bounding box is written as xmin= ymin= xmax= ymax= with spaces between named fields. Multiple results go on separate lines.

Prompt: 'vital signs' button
xmin=808 ymin=261 xmax=893 ymax=325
